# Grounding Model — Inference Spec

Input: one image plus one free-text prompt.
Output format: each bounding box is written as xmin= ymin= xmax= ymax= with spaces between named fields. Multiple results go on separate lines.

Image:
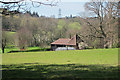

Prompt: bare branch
xmin=0 ymin=0 xmax=60 ymax=15
xmin=0 ymin=0 xmax=25 ymax=4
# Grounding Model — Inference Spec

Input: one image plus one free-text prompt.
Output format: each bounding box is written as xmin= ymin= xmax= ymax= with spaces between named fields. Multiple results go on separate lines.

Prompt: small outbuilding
xmin=51 ymin=35 xmax=88 ymax=51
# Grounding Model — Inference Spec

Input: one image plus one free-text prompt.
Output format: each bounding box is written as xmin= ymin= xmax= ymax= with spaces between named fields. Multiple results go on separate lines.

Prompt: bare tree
xmin=2 ymin=31 xmax=15 ymax=53
xmin=17 ymin=26 xmax=32 ymax=49
xmin=84 ymin=0 xmax=118 ymax=48
xmin=0 ymin=0 xmax=60 ymax=15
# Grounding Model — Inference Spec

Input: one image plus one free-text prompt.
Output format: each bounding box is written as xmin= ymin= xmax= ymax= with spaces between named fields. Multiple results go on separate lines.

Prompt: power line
xmin=58 ymin=8 xmax=61 ymax=18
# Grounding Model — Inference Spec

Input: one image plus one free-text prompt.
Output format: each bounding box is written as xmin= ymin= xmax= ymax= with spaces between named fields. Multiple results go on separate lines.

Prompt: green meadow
xmin=1 ymin=48 xmax=119 ymax=79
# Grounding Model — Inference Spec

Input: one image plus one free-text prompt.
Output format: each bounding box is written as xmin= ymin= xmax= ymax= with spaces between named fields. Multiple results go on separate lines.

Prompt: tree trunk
xmin=99 ymin=37 xmax=104 ymax=48
xmin=2 ymin=47 xmax=5 ymax=53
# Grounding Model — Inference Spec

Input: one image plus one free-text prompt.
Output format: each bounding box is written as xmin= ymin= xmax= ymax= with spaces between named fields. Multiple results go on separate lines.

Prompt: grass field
xmin=4 ymin=47 xmax=49 ymax=53
xmin=1 ymin=48 xmax=119 ymax=79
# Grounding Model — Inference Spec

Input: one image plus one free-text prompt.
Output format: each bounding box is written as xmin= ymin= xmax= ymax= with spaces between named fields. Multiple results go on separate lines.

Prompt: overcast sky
xmin=30 ymin=2 xmax=86 ymax=18
xmin=61 ymin=0 xmax=89 ymax=2
xmin=1 ymin=0 xmax=89 ymax=2
xmin=2 ymin=0 xmax=118 ymax=18
xmin=1 ymin=0 xmax=118 ymax=2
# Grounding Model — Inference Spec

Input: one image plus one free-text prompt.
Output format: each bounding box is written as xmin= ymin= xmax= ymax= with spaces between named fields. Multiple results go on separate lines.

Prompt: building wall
xmin=51 ymin=44 xmax=76 ymax=51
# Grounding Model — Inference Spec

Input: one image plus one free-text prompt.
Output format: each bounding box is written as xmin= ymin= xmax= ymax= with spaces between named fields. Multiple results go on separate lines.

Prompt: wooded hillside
xmin=1 ymin=1 xmax=119 ymax=53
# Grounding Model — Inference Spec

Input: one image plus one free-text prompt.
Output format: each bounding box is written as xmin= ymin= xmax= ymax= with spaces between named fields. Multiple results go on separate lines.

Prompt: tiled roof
xmin=51 ymin=38 xmax=71 ymax=45
xmin=51 ymin=35 xmax=77 ymax=45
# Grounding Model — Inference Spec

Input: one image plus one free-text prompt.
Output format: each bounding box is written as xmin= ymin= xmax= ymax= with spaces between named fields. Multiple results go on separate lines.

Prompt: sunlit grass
xmin=2 ymin=48 xmax=119 ymax=79
xmin=2 ymin=48 xmax=118 ymax=65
